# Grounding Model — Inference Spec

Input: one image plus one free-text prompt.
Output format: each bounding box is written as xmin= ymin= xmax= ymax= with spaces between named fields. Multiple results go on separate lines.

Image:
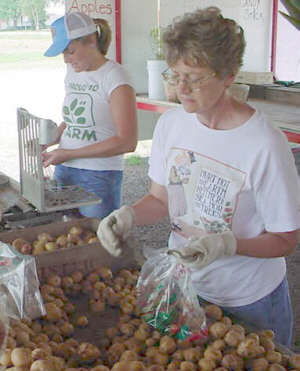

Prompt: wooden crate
xmin=0 ymin=218 xmax=137 ymax=281
xmin=235 ymin=71 xmax=274 ymax=85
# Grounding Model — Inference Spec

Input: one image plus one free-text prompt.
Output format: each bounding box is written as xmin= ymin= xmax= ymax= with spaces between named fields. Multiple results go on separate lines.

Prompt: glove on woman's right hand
xmin=97 ymin=205 xmax=135 ymax=257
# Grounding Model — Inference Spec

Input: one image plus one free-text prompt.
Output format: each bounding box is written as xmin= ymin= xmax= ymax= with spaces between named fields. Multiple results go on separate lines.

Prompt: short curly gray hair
xmin=163 ymin=7 xmax=245 ymax=78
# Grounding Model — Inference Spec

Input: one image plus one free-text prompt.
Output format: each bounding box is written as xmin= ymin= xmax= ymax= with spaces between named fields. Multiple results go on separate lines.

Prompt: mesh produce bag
xmin=137 ymin=249 xmax=208 ymax=342
xmin=0 ymin=242 xmax=45 ymax=320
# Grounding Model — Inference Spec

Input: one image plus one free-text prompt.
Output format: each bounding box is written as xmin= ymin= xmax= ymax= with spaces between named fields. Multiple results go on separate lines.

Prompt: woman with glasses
xmin=97 ymin=7 xmax=300 ymax=346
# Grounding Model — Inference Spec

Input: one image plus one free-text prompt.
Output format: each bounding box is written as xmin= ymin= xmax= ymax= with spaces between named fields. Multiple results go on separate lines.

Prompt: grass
xmin=0 ymin=31 xmax=64 ymax=68
xmin=125 ymin=155 xmax=148 ymax=166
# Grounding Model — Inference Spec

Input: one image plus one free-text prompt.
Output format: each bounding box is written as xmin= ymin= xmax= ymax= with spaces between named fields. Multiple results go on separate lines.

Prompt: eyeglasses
xmin=162 ymin=68 xmax=216 ymax=91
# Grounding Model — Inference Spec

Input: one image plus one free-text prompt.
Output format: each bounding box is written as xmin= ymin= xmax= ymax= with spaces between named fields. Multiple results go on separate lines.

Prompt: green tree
xmin=19 ymin=0 xmax=47 ymax=30
xmin=0 ymin=0 xmax=21 ymax=27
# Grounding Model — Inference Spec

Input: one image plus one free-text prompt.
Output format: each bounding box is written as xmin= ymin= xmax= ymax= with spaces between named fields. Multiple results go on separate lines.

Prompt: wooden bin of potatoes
xmin=0 ymin=219 xmax=298 ymax=370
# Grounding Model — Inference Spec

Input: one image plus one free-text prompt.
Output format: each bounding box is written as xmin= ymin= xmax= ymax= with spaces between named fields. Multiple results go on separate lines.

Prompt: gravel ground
xmin=122 ymin=151 xmax=300 ymax=352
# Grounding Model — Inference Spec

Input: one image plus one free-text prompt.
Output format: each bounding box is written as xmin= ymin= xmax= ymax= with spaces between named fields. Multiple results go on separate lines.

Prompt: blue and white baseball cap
xmin=44 ymin=12 xmax=97 ymax=57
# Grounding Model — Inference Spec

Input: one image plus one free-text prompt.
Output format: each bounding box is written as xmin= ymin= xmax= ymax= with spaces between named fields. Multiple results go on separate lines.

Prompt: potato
xmin=180 ymin=361 xmax=197 ymax=371
xmin=152 ymin=351 xmax=169 ymax=366
xmin=230 ymin=324 xmax=245 ymax=335
xmin=147 ymin=366 xmax=165 ymax=371
xmin=236 ymin=338 xmax=260 ymax=358
xmin=224 ymin=329 xmax=245 ymax=347
xmin=12 ymin=238 xmax=31 ymax=252
xmin=44 ymin=303 xmax=63 ymax=322
xmin=77 ymin=342 xmax=101 ymax=362
xmin=46 ymin=275 xmax=61 ymax=287
xmin=289 ymin=354 xmax=300 ymax=370
xmin=268 ymin=364 xmax=286 ymax=371
xmin=203 ymin=347 xmax=222 ymax=362
xmin=37 ymin=232 xmax=53 ymax=243
xmin=98 ymin=266 xmax=113 ymax=281
xmin=250 ymin=357 xmax=269 ymax=371
xmin=67 ymin=233 xmax=80 ymax=244
xmin=127 ymin=361 xmax=146 ymax=370
xmin=71 ymin=271 xmax=83 ymax=283
xmin=221 ymin=354 xmax=244 ymax=370
xmin=159 ymin=335 xmax=177 ymax=354
xmin=111 ymin=361 xmax=131 ymax=371
xmin=88 ymin=237 xmax=99 ymax=244
xmin=221 ymin=316 xmax=232 ymax=328
xmin=119 ymin=350 xmax=139 ymax=362
xmin=16 ymin=330 xmax=30 ymax=346
xmin=54 ymin=343 xmax=76 ymax=359
xmin=259 ymin=329 xmax=275 ymax=339
xmin=0 ymin=348 xmax=12 ymax=367
xmin=204 ymin=304 xmax=223 ymax=320
xmin=119 ymin=323 xmax=135 ymax=337
xmin=31 ymin=348 xmax=49 ymax=361
xmin=30 ymin=359 xmax=56 ymax=371
xmin=211 ymin=339 xmax=226 ymax=351
xmin=260 ymin=336 xmax=275 ymax=351
xmin=69 ymin=226 xmax=83 ymax=236
xmin=59 ymin=321 xmax=74 ymax=337
xmin=246 ymin=333 xmax=260 ymax=344
xmin=55 ymin=234 xmax=68 ymax=247
xmin=11 ymin=347 xmax=31 ymax=367
xmin=266 ymin=350 xmax=282 ymax=364
xmin=209 ymin=321 xmax=228 ymax=339
xmin=44 ymin=242 xmax=57 ymax=252
xmin=32 ymin=244 xmax=45 ymax=255
xmin=19 ymin=243 xmax=32 ymax=255
xmin=134 ymin=326 xmax=151 ymax=341
xmin=167 ymin=360 xmax=181 ymax=370
xmin=183 ymin=347 xmax=201 ymax=362
xmin=76 ymin=316 xmax=89 ymax=327
xmin=198 ymin=358 xmax=216 ymax=371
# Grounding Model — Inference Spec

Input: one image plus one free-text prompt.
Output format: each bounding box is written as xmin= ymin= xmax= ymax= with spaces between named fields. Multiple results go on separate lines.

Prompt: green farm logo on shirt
xmin=63 ymin=92 xmax=97 ymax=142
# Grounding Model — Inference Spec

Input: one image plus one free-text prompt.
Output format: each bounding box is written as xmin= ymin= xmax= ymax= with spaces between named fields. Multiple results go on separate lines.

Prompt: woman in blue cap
xmin=43 ymin=12 xmax=137 ymax=218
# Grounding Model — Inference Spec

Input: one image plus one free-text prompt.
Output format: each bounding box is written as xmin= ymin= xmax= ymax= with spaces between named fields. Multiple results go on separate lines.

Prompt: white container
xmin=147 ymin=59 xmax=168 ymax=101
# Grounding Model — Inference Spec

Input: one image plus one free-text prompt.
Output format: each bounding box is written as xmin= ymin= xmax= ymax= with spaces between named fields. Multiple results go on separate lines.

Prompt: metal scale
xmin=0 ymin=108 xmax=101 ymax=231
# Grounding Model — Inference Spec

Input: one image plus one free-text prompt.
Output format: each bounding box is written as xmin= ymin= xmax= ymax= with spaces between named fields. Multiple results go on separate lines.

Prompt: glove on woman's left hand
xmin=175 ymin=231 xmax=237 ymax=269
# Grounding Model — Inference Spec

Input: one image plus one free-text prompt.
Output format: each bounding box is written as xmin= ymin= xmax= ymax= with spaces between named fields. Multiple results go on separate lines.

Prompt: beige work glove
xmin=97 ymin=205 xmax=135 ymax=257
xmin=174 ymin=231 xmax=237 ymax=269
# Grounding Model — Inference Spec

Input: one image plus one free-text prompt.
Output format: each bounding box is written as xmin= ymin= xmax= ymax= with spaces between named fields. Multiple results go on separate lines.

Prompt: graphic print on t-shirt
xmin=62 ymin=92 xmax=97 ymax=142
xmin=167 ymin=148 xmax=246 ymax=237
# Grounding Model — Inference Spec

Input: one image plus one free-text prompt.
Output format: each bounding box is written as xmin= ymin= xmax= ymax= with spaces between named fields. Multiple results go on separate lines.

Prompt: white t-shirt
xmin=149 ymin=106 xmax=300 ymax=307
xmin=59 ymin=60 xmax=132 ymax=171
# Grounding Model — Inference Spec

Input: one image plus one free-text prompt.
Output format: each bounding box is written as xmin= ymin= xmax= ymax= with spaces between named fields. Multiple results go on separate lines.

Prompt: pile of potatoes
xmin=11 ymin=226 xmax=99 ymax=255
xmin=1 ymin=264 xmax=300 ymax=371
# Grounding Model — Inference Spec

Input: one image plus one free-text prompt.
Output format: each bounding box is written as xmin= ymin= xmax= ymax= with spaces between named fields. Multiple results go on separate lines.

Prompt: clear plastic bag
xmin=0 ymin=293 xmax=9 ymax=371
xmin=137 ymin=249 xmax=208 ymax=342
xmin=0 ymin=242 xmax=45 ymax=320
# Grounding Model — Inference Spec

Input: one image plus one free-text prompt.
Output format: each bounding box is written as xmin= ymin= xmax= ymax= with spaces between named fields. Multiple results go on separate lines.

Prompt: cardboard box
xmin=0 ymin=218 xmax=137 ymax=281
xmin=235 ymin=71 xmax=274 ymax=85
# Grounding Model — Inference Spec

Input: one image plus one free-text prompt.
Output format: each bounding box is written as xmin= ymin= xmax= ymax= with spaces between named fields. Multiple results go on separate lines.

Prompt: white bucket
xmin=147 ymin=60 xmax=168 ymax=101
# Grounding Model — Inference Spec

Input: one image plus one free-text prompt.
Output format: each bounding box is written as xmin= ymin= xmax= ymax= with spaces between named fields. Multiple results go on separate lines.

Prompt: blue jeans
xmin=54 ymin=164 xmax=123 ymax=218
xmin=199 ymin=277 xmax=293 ymax=347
